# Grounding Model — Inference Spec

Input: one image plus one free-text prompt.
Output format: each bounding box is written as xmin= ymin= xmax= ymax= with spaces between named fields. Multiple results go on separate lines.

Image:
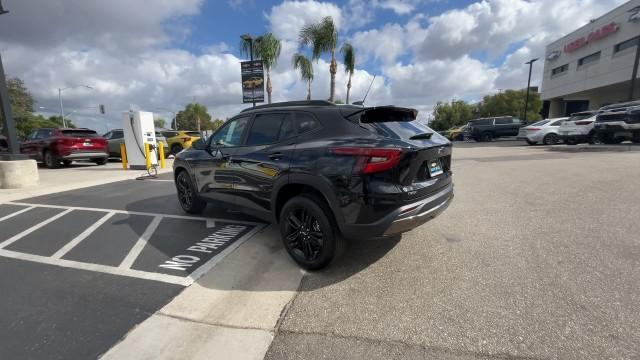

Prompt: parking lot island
xmin=0 ymin=159 xmax=38 ymax=189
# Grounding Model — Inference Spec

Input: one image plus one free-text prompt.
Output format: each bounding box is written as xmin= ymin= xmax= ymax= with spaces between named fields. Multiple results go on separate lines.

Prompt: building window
xmin=614 ymin=36 xmax=639 ymax=54
xmin=551 ymin=63 xmax=569 ymax=76
xmin=577 ymin=51 xmax=601 ymax=68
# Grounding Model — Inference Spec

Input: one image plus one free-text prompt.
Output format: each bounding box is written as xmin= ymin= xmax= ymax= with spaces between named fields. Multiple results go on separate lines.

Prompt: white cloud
xmin=351 ymin=23 xmax=407 ymax=65
xmin=266 ymin=0 xmax=343 ymax=41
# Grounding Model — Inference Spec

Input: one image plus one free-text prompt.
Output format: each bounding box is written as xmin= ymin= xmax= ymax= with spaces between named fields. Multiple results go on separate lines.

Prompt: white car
xmin=558 ymin=111 xmax=599 ymax=145
xmin=517 ymin=117 xmax=569 ymax=145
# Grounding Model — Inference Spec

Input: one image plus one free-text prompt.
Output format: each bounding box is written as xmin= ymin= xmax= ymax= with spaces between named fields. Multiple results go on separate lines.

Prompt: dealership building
xmin=541 ymin=0 xmax=640 ymax=118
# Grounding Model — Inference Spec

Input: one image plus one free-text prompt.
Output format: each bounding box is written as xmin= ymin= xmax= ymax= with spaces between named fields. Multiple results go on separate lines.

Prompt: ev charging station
xmin=122 ymin=111 xmax=158 ymax=170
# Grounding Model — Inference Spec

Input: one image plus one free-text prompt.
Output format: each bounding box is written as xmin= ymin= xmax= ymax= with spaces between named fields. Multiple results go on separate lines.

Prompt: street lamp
xmin=523 ymin=58 xmax=539 ymax=123
xmin=240 ymin=33 xmax=256 ymax=107
xmin=58 ymin=84 xmax=93 ymax=128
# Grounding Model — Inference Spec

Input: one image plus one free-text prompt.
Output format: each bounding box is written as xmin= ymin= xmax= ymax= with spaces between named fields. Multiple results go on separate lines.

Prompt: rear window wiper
xmin=409 ymin=132 xmax=433 ymax=140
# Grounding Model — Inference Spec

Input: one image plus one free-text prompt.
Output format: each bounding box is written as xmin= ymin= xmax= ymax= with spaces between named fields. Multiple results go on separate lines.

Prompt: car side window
xmin=495 ymin=117 xmax=511 ymax=125
xmin=103 ymin=131 xmax=112 ymax=139
xmin=550 ymin=120 xmax=565 ymax=126
xmin=246 ymin=113 xmax=290 ymax=146
xmin=210 ymin=117 xmax=250 ymax=147
xmin=296 ymin=113 xmax=320 ymax=134
xmin=27 ymin=131 xmax=38 ymax=140
xmin=112 ymin=131 xmax=124 ymax=139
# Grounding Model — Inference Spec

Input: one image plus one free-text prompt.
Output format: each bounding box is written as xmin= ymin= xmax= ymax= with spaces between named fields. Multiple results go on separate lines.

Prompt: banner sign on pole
xmin=240 ymin=60 xmax=265 ymax=104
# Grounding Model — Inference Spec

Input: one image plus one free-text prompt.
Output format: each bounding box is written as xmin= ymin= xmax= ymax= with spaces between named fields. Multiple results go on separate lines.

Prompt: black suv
xmin=592 ymin=100 xmax=640 ymax=144
xmin=173 ymin=101 xmax=454 ymax=269
xmin=465 ymin=116 xmax=524 ymax=142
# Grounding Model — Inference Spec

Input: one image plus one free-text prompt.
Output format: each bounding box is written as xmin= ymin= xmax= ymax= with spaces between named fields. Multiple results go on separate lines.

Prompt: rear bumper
xmin=594 ymin=121 xmax=640 ymax=132
xmin=340 ymin=183 xmax=454 ymax=240
xmin=61 ymin=151 xmax=108 ymax=160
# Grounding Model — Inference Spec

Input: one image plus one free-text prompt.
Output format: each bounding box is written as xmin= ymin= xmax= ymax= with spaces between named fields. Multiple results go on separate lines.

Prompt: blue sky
xmin=0 ymin=0 xmax=627 ymax=130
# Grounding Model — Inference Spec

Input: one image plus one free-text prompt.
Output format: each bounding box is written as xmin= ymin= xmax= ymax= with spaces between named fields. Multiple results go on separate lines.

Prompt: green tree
xmin=244 ymin=33 xmax=281 ymax=104
xmin=430 ymin=100 xmax=476 ymax=131
xmin=299 ymin=16 xmax=338 ymax=102
xmin=175 ymin=103 xmax=211 ymax=131
xmin=210 ymin=119 xmax=225 ymax=130
xmin=479 ymin=89 xmax=542 ymax=123
xmin=292 ymin=53 xmax=314 ymax=100
xmin=154 ymin=118 xmax=166 ymax=128
xmin=341 ymin=42 xmax=355 ymax=105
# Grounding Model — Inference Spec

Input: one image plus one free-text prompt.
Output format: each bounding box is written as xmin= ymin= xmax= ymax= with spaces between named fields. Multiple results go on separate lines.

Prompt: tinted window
xmin=279 ymin=116 xmax=296 ymax=140
xmin=38 ymin=129 xmax=54 ymax=139
xmin=550 ymin=120 xmax=565 ymax=126
xmin=530 ymin=120 xmax=549 ymax=126
xmin=247 ymin=113 xmax=288 ymax=146
xmin=111 ymin=130 xmax=124 ymax=139
xmin=210 ymin=117 xmax=249 ymax=147
xmin=61 ymin=129 xmax=98 ymax=137
xmin=296 ymin=113 xmax=320 ymax=133
xmin=367 ymin=120 xmax=436 ymax=141
xmin=569 ymin=113 xmax=595 ymax=121
xmin=495 ymin=117 xmax=512 ymax=125
xmin=163 ymin=131 xmax=179 ymax=138
xmin=186 ymin=131 xmax=201 ymax=137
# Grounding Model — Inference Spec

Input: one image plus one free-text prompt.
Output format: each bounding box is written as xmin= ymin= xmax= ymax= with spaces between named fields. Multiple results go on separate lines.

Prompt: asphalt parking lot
xmin=1 ymin=141 xmax=639 ymax=359
xmin=0 ymin=173 xmax=266 ymax=359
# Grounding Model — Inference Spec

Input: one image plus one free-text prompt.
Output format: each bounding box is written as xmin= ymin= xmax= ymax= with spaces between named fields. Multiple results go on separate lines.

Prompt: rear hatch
xmin=58 ymin=129 xmax=106 ymax=151
xmin=559 ymin=112 xmax=597 ymax=133
xmin=343 ymin=106 xmax=452 ymax=201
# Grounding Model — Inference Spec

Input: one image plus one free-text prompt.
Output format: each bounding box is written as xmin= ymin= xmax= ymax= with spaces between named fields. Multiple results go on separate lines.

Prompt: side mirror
xmin=191 ymin=138 xmax=206 ymax=150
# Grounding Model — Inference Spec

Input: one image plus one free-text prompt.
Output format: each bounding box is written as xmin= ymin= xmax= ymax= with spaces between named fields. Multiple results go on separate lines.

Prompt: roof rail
xmin=240 ymin=100 xmax=336 ymax=113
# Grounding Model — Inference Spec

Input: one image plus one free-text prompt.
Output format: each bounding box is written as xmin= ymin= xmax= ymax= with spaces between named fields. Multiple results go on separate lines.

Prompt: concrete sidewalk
xmin=0 ymin=160 xmax=174 ymax=202
xmin=100 ymin=224 xmax=303 ymax=360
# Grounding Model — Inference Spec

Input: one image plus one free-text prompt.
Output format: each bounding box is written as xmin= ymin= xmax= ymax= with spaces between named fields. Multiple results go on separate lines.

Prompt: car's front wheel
xmin=480 ymin=132 xmax=493 ymax=142
xmin=280 ymin=195 xmax=341 ymax=270
xmin=94 ymin=158 xmax=108 ymax=165
xmin=176 ymin=171 xmax=206 ymax=214
xmin=43 ymin=150 xmax=60 ymax=169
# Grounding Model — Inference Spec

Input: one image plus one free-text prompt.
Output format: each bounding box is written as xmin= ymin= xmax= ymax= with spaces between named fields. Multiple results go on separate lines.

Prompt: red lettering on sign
xmin=563 ymin=22 xmax=619 ymax=53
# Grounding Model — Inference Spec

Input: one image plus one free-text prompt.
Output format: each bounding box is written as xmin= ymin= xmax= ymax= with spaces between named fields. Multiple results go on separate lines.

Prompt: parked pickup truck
xmin=20 ymin=128 xmax=108 ymax=168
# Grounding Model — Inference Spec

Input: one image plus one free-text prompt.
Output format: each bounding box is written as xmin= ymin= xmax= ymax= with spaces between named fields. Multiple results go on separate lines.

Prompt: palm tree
xmin=254 ymin=33 xmax=281 ymax=104
xmin=341 ymin=42 xmax=355 ymax=104
xmin=299 ymin=16 xmax=338 ymax=102
xmin=239 ymin=33 xmax=282 ymax=104
xmin=292 ymin=53 xmax=313 ymax=100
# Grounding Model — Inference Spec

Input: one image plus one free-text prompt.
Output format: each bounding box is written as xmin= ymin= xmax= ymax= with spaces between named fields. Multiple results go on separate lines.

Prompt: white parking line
xmin=0 ymin=206 xmax=35 ymax=222
xmin=3 ymin=202 xmax=261 ymax=225
xmin=0 ymin=248 xmax=191 ymax=286
xmin=118 ymin=216 xmax=163 ymax=269
xmin=0 ymin=209 xmax=74 ymax=249
xmin=51 ymin=211 xmax=117 ymax=259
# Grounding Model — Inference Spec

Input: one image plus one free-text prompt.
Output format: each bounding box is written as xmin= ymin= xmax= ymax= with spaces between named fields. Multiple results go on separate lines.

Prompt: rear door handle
xmin=269 ymin=152 xmax=283 ymax=160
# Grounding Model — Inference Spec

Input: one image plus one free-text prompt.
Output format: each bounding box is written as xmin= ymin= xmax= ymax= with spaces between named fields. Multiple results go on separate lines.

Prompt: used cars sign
xmin=240 ymin=60 xmax=265 ymax=104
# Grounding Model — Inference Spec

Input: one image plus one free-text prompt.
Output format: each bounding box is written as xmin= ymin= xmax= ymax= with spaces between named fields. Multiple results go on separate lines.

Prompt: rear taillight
xmin=575 ymin=120 xmax=594 ymax=125
xmin=329 ymin=147 xmax=402 ymax=174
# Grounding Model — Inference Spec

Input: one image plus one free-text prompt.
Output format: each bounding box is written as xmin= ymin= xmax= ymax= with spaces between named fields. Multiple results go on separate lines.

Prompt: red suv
xmin=20 ymin=128 xmax=108 ymax=168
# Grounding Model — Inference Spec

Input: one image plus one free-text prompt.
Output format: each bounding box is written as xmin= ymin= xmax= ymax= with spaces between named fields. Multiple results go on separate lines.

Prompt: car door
xmin=20 ymin=131 xmax=38 ymax=158
xmin=192 ymin=116 xmax=251 ymax=205
xmin=110 ymin=130 xmax=125 ymax=156
xmin=228 ymin=112 xmax=297 ymax=217
xmin=494 ymin=117 xmax=512 ymax=137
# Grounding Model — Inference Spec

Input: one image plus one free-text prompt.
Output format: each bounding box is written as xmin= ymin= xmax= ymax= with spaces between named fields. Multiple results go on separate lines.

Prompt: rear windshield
xmin=569 ymin=113 xmax=595 ymax=121
xmin=343 ymin=107 xmax=434 ymax=140
xmin=186 ymin=131 xmax=201 ymax=137
xmin=530 ymin=120 xmax=549 ymax=126
xmin=61 ymin=130 xmax=98 ymax=137
xmin=365 ymin=121 xmax=435 ymax=140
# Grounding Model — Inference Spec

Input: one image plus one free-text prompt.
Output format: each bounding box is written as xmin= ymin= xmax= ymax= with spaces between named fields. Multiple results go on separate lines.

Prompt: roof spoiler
xmin=345 ymin=106 xmax=418 ymax=123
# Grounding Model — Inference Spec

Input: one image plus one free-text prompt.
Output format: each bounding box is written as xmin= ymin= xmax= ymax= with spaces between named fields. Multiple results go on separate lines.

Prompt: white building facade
xmin=541 ymin=0 xmax=640 ymax=118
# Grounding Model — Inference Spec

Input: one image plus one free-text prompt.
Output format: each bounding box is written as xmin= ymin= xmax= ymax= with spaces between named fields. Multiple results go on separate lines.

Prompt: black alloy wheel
xmin=280 ymin=195 xmax=339 ymax=270
xmin=543 ymin=133 xmax=559 ymax=145
xmin=481 ymin=132 xmax=493 ymax=142
xmin=588 ymin=132 xmax=603 ymax=145
xmin=44 ymin=150 xmax=60 ymax=169
xmin=176 ymin=171 xmax=206 ymax=214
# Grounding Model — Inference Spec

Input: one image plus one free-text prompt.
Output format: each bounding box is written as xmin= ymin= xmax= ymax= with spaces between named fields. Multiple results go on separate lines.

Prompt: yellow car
xmin=162 ymin=130 xmax=201 ymax=155
xmin=243 ymin=77 xmax=263 ymax=89
xmin=446 ymin=124 xmax=468 ymax=141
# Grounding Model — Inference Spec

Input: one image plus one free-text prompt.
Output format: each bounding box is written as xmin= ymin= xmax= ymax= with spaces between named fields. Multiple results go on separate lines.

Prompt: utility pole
xmin=523 ymin=58 xmax=539 ymax=123
xmin=628 ymin=37 xmax=640 ymax=101
xmin=0 ymin=1 xmax=25 ymax=160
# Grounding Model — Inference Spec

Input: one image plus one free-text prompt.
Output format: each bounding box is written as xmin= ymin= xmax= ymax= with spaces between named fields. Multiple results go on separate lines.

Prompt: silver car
xmin=103 ymin=129 xmax=169 ymax=158
xmin=517 ymin=117 xmax=568 ymax=145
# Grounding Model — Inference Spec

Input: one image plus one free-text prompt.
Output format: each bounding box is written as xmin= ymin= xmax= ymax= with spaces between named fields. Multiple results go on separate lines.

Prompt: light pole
xmin=0 ymin=1 xmax=26 ymax=160
xmin=523 ymin=58 xmax=539 ymax=123
xmin=58 ymin=84 xmax=93 ymax=128
xmin=241 ymin=34 xmax=256 ymax=107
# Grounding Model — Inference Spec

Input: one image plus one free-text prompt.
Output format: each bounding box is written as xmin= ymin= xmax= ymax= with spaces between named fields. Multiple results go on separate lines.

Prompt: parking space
xmin=0 ymin=176 xmax=267 ymax=359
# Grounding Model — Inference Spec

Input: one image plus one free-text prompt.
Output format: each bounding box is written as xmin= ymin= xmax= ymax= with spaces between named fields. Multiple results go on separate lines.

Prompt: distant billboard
xmin=240 ymin=60 xmax=265 ymax=104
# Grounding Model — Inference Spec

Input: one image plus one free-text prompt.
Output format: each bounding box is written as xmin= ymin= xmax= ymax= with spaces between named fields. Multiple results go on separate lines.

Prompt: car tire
xmin=62 ymin=160 xmax=72 ymax=166
xmin=564 ymin=138 xmax=577 ymax=145
xmin=43 ymin=150 xmax=60 ymax=169
xmin=480 ymin=132 xmax=493 ymax=142
xmin=588 ymin=132 xmax=603 ymax=145
xmin=632 ymin=132 xmax=640 ymax=144
xmin=176 ymin=171 xmax=207 ymax=214
xmin=280 ymin=194 xmax=342 ymax=270
xmin=94 ymin=158 xmax=108 ymax=165
xmin=171 ymin=144 xmax=183 ymax=155
xmin=525 ymin=139 xmax=537 ymax=146
xmin=543 ymin=133 xmax=559 ymax=145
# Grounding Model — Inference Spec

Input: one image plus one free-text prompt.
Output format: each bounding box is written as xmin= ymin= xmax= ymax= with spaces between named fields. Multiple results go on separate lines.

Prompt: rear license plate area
xmin=427 ymin=159 xmax=444 ymax=177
